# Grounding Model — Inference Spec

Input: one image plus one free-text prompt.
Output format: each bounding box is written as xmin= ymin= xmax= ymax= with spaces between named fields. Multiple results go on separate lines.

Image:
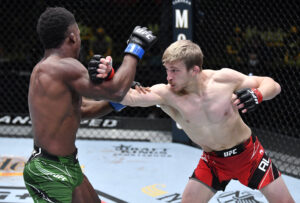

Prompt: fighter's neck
xmin=44 ymin=47 xmax=76 ymax=59
xmin=182 ymin=72 xmax=208 ymax=96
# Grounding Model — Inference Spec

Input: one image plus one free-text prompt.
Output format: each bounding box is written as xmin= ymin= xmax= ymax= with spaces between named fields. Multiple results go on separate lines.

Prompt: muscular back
xmin=28 ymin=56 xmax=81 ymax=156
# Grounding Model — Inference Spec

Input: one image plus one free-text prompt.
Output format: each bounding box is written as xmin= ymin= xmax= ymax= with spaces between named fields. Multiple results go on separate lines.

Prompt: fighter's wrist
xmin=105 ymin=67 xmax=115 ymax=80
xmin=251 ymin=88 xmax=263 ymax=103
xmin=124 ymin=43 xmax=145 ymax=59
xmin=109 ymin=101 xmax=126 ymax=112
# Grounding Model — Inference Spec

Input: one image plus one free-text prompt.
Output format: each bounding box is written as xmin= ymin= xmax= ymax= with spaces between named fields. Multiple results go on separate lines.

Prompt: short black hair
xmin=37 ymin=7 xmax=76 ymax=49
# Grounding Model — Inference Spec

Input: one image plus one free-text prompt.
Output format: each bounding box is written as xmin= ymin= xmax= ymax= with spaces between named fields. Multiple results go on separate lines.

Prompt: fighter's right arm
xmin=59 ymin=56 xmax=135 ymax=101
xmin=85 ymin=26 xmax=157 ymax=102
xmin=121 ymin=84 xmax=166 ymax=107
xmin=64 ymin=26 xmax=157 ymax=102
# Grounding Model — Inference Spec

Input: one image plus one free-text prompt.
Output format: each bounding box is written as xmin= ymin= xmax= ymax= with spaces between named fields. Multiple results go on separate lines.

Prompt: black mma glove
xmin=124 ymin=26 xmax=157 ymax=59
xmin=88 ymin=55 xmax=114 ymax=84
xmin=131 ymin=81 xmax=142 ymax=88
xmin=109 ymin=81 xmax=142 ymax=112
xmin=235 ymin=88 xmax=263 ymax=112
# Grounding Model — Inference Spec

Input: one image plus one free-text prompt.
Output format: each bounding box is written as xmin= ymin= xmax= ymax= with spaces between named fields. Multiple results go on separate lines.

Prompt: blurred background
xmin=0 ymin=0 xmax=299 ymax=178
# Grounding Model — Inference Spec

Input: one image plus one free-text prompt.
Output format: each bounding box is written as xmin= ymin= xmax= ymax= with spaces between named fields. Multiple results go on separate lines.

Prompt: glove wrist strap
xmin=251 ymin=88 xmax=263 ymax=103
xmin=105 ymin=67 xmax=115 ymax=80
xmin=109 ymin=102 xmax=126 ymax=112
xmin=124 ymin=43 xmax=145 ymax=59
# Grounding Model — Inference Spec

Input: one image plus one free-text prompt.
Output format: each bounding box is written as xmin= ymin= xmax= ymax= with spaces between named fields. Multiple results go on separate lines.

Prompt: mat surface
xmin=1 ymin=138 xmax=299 ymax=203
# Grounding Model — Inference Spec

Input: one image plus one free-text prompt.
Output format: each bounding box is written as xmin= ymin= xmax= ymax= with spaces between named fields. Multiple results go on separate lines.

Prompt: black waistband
xmin=206 ymin=136 xmax=256 ymax=158
xmin=31 ymin=144 xmax=78 ymax=163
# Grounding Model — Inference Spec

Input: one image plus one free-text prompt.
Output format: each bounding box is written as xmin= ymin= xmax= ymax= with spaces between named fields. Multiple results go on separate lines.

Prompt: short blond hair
xmin=162 ymin=40 xmax=203 ymax=70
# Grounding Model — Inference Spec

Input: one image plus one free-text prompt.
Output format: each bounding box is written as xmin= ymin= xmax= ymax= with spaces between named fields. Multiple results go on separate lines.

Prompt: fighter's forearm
xmin=120 ymin=88 xmax=144 ymax=107
xmin=121 ymin=88 xmax=160 ymax=107
xmin=257 ymin=77 xmax=281 ymax=101
xmin=93 ymin=55 xmax=138 ymax=102
xmin=80 ymin=99 xmax=113 ymax=120
xmin=108 ymin=55 xmax=138 ymax=100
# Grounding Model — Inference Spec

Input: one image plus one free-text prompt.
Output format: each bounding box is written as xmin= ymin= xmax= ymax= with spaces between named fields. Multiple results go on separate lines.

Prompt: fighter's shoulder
xmin=37 ymin=57 xmax=84 ymax=73
xmin=59 ymin=57 xmax=85 ymax=71
xmin=55 ymin=58 xmax=88 ymax=81
xmin=213 ymin=67 xmax=237 ymax=75
xmin=211 ymin=68 xmax=244 ymax=82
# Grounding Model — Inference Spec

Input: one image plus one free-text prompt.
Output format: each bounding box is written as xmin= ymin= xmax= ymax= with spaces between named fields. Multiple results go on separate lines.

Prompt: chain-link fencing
xmin=0 ymin=0 xmax=172 ymax=118
xmin=194 ymin=0 xmax=300 ymax=177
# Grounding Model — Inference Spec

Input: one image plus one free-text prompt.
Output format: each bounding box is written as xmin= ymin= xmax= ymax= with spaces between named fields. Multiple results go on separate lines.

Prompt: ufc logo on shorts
xmin=258 ymin=158 xmax=270 ymax=172
xmin=224 ymin=149 xmax=237 ymax=157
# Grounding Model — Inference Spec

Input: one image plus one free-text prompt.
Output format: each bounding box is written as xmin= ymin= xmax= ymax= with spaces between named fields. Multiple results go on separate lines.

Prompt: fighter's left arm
xmin=237 ymin=75 xmax=281 ymax=101
xmin=80 ymin=82 xmax=150 ymax=119
xmin=81 ymin=98 xmax=113 ymax=120
xmin=121 ymin=84 xmax=166 ymax=107
xmin=220 ymin=68 xmax=281 ymax=113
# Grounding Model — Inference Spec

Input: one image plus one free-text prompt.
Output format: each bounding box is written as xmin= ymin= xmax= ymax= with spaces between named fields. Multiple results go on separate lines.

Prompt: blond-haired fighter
xmin=106 ymin=40 xmax=294 ymax=203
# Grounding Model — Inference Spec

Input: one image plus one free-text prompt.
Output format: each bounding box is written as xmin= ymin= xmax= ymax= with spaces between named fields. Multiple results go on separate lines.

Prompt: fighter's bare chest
xmin=172 ymin=93 xmax=232 ymax=124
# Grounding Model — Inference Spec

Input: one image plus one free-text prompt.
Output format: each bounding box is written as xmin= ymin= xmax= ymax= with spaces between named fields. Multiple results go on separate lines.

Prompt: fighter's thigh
xmin=23 ymin=162 xmax=73 ymax=203
xmin=182 ymin=179 xmax=215 ymax=203
xmin=72 ymin=174 xmax=101 ymax=203
xmin=259 ymin=176 xmax=295 ymax=203
xmin=25 ymin=183 xmax=72 ymax=203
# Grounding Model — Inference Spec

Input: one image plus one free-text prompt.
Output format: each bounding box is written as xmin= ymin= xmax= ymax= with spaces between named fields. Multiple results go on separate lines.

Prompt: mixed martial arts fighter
xmin=23 ymin=6 xmax=157 ymax=203
xmin=94 ymin=40 xmax=295 ymax=203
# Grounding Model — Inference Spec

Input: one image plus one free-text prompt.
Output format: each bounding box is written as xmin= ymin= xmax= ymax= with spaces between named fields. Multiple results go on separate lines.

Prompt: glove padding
xmin=88 ymin=55 xmax=114 ymax=84
xmin=131 ymin=81 xmax=141 ymax=88
xmin=235 ymin=88 xmax=263 ymax=112
xmin=124 ymin=26 xmax=157 ymax=59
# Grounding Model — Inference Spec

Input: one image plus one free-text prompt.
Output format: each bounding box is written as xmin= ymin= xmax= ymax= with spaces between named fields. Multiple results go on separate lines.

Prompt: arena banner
xmin=172 ymin=0 xmax=193 ymax=41
xmin=0 ymin=114 xmax=171 ymax=131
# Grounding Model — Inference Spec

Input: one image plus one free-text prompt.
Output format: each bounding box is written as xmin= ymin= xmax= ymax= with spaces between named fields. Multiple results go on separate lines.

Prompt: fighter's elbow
xmin=80 ymin=106 xmax=89 ymax=120
xmin=275 ymin=82 xmax=281 ymax=95
xmin=109 ymin=89 xmax=127 ymax=102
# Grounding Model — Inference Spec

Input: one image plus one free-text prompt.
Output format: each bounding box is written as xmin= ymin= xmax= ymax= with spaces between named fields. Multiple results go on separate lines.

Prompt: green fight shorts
xmin=23 ymin=145 xmax=83 ymax=203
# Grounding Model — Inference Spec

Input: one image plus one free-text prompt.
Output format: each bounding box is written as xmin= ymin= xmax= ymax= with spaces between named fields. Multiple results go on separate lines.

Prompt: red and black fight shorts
xmin=191 ymin=135 xmax=281 ymax=192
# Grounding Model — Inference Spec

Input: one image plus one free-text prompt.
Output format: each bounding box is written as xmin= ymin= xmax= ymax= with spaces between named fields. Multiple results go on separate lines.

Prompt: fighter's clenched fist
xmin=88 ymin=55 xmax=114 ymax=84
xmin=234 ymin=88 xmax=263 ymax=113
xmin=124 ymin=26 xmax=157 ymax=59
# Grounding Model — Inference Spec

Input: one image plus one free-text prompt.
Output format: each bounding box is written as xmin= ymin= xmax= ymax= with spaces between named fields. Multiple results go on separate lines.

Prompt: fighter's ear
xmin=192 ymin=65 xmax=201 ymax=74
xmin=69 ymin=32 xmax=76 ymax=43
